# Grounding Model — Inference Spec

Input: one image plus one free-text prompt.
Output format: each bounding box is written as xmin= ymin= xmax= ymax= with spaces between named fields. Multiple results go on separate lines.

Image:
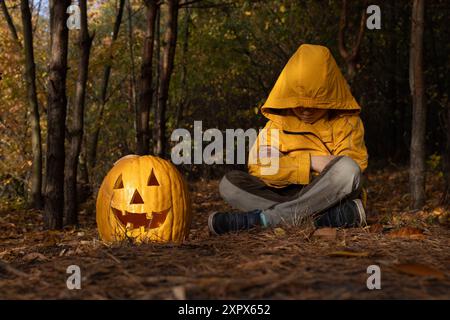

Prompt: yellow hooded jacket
xmin=248 ymin=44 xmax=368 ymax=187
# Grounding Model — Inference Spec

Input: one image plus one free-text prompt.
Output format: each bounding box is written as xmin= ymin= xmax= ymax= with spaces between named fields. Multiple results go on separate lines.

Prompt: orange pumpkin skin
xmin=96 ymin=155 xmax=192 ymax=243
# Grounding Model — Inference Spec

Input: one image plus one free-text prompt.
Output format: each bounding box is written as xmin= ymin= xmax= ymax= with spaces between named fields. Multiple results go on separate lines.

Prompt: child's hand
xmin=311 ymin=155 xmax=337 ymax=173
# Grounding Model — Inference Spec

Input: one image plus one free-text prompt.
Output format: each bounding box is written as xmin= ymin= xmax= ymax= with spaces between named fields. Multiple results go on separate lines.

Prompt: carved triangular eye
xmin=147 ymin=169 xmax=159 ymax=186
xmin=130 ymin=189 xmax=144 ymax=204
xmin=113 ymin=174 xmax=124 ymax=189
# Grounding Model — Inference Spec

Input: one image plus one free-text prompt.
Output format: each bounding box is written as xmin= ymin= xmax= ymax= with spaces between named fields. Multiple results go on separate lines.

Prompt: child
xmin=208 ymin=44 xmax=369 ymax=235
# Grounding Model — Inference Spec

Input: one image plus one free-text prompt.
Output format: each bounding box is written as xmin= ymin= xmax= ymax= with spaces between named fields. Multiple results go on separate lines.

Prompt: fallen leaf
xmin=393 ymin=263 xmax=445 ymax=279
xmin=23 ymin=252 xmax=48 ymax=262
xmin=431 ymin=207 xmax=445 ymax=216
xmin=273 ymin=227 xmax=286 ymax=236
xmin=388 ymin=227 xmax=425 ymax=239
xmin=328 ymin=251 xmax=370 ymax=258
xmin=313 ymin=228 xmax=337 ymax=240
xmin=172 ymin=286 xmax=186 ymax=300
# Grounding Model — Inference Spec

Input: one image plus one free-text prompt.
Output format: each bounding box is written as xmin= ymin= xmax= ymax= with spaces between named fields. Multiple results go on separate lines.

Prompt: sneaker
xmin=314 ymin=199 xmax=367 ymax=228
xmin=208 ymin=209 xmax=262 ymax=235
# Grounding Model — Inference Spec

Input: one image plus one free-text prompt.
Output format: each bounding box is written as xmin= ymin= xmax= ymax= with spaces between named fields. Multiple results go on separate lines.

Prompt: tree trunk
xmin=152 ymin=8 xmax=161 ymax=146
xmin=20 ymin=0 xmax=44 ymax=208
xmin=409 ymin=0 xmax=426 ymax=210
xmin=425 ymin=3 xmax=449 ymax=207
xmin=127 ymin=0 xmax=137 ymax=134
xmin=136 ymin=0 xmax=158 ymax=155
xmin=79 ymin=136 xmax=89 ymax=185
xmin=443 ymin=103 xmax=450 ymax=206
xmin=2 ymin=1 xmax=44 ymax=209
xmin=44 ymin=0 xmax=71 ymax=229
xmin=64 ymin=0 xmax=93 ymax=226
xmin=88 ymin=0 xmax=125 ymax=169
xmin=154 ymin=0 xmax=179 ymax=157
xmin=175 ymin=6 xmax=190 ymax=128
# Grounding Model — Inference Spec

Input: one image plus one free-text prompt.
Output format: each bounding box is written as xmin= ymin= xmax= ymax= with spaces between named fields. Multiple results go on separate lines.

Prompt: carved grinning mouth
xmin=111 ymin=207 xmax=170 ymax=230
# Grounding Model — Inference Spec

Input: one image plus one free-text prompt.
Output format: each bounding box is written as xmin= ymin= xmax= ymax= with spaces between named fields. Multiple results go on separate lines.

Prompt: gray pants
xmin=219 ymin=156 xmax=362 ymax=227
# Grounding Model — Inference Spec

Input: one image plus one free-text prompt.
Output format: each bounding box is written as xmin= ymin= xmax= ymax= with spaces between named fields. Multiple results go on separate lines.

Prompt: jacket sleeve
xmin=248 ymin=122 xmax=311 ymax=186
xmin=333 ymin=115 xmax=369 ymax=172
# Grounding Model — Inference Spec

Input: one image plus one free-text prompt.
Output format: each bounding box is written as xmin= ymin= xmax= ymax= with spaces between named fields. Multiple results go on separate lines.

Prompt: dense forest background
xmin=1 ymin=0 xmax=449 ymax=300
xmin=0 ymin=0 xmax=449 ymax=226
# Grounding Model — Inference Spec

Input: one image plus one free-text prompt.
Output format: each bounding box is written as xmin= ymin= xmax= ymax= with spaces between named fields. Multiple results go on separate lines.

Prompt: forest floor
xmin=0 ymin=167 xmax=449 ymax=299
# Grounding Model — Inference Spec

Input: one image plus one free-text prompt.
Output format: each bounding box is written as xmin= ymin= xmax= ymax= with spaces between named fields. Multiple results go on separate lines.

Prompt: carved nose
xmin=130 ymin=189 xmax=144 ymax=204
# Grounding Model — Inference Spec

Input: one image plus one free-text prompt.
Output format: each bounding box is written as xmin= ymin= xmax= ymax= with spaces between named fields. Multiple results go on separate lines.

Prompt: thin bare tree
xmin=409 ymin=0 xmax=426 ymax=209
xmin=20 ymin=0 xmax=43 ymax=209
xmin=1 ymin=1 xmax=44 ymax=208
xmin=19 ymin=0 xmax=44 ymax=208
xmin=88 ymin=0 xmax=126 ymax=169
xmin=127 ymin=0 xmax=138 ymax=134
xmin=175 ymin=6 xmax=190 ymax=128
xmin=444 ymin=102 xmax=450 ymax=206
xmin=154 ymin=0 xmax=179 ymax=157
xmin=64 ymin=0 xmax=94 ymax=225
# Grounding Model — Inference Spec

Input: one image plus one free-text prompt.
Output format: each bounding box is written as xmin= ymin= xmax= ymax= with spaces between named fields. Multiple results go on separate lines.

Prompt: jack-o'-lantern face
xmin=96 ymin=155 xmax=192 ymax=243
xmin=110 ymin=169 xmax=170 ymax=231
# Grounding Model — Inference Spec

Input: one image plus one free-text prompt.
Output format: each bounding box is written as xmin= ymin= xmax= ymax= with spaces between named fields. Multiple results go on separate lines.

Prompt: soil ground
xmin=0 ymin=168 xmax=449 ymax=299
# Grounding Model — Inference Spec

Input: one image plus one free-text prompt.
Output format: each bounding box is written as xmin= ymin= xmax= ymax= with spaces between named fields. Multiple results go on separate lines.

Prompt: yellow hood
xmin=261 ymin=44 xmax=360 ymax=128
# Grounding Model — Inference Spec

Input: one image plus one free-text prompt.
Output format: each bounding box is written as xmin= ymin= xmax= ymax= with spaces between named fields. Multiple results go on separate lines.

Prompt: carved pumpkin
xmin=96 ymin=155 xmax=192 ymax=243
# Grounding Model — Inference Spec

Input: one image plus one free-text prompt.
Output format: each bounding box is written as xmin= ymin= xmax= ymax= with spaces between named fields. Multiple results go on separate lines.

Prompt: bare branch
xmin=339 ymin=0 xmax=368 ymax=62
xmin=0 ymin=0 xmax=22 ymax=48
xmin=338 ymin=0 xmax=349 ymax=59
xmin=349 ymin=0 xmax=368 ymax=61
